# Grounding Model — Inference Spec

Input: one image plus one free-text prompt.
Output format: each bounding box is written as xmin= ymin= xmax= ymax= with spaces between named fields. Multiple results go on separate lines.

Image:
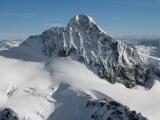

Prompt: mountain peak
xmin=67 ymin=14 xmax=107 ymax=36
xmin=67 ymin=14 xmax=95 ymax=27
xmin=74 ymin=14 xmax=96 ymax=24
xmin=23 ymin=14 xmax=150 ymax=88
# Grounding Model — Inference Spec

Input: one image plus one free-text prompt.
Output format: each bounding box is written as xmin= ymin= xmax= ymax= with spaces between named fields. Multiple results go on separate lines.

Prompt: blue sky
xmin=0 ymin=0 xmax=160 ymax=40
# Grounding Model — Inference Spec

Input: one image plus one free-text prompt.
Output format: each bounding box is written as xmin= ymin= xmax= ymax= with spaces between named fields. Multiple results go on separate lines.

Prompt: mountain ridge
xmin=37 ymin=14 xmax=151 ymax=88
xmin=0 ymin=39 xmax=22 ymax=50
xmin=0 ymin=14 xmax=151 ymax=88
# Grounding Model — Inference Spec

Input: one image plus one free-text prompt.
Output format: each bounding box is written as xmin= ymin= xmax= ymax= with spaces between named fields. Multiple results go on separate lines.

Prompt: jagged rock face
xmin=0 ymin=108 xmax=19 ymax=120
xmin=37 ymin=14 xmax=150 ymax=87
xmin=42 ymin=27 xmax=65 ymax=57
xmin=86 ymin=99 xmax=148 ymax=120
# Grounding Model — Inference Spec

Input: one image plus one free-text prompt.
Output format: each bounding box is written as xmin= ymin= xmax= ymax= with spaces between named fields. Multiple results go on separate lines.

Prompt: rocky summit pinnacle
xmin=24 ymin=14 xmax=150 ymax=88
xmin=67 ymin=14 xmax=96 ymax=28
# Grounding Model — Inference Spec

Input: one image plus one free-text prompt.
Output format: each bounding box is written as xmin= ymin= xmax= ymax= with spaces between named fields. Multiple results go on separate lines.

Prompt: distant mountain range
xmin=0 ymin=39 xmax=22 ymax=50
xmin=119 ymin=35 xmax=160 ymax=47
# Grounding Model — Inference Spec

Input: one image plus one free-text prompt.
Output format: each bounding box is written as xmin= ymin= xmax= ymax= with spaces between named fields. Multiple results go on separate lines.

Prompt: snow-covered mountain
xmin=0 ymin=40 xmax=22 ymax=50
xmin=136 ymin=39 xmax=160 ymax=58
xmin=0 ymin=14 xmax=160 ymax=120
xmin=20 ymin=14 xmax=150 ymax=88
xmin=119 ymin=36 xmax=160 ymax=58
xmin=119 ymin=36 xmax=160 ymax=80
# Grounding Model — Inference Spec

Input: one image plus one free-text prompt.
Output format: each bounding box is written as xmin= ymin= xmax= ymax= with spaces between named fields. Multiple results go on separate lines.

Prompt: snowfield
xmin=0 ymin=56 xmax=54 ymax=120
xmin=0 ymin=55 xmax=160 ymax=120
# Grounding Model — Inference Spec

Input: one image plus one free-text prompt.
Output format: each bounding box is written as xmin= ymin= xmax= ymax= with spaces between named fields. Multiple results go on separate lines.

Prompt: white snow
xmin=0 ymin=50 xmax=160 ymax=120
xmin=0 ymin=40 xmax=22 ymax=50
xmin=46 ymin=57 xmax=160 ymax=120
xmin=135 ymin=45 xmax=155 ymax=56
xmin=0 ymin=56 xmax=55 ymax=120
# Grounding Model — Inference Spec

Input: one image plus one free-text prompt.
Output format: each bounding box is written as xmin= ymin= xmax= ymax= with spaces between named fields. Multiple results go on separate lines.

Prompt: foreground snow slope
xmin=47 ymin=57 xmax=160 ymax=120
xmin=0 ymin=56 xmax=54 ymax=120
xmin=0 ymin=55 xmax=159 ymax=120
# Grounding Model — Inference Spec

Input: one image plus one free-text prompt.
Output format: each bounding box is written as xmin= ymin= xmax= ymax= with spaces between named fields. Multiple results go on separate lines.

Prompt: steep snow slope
xmin=46 ymin=57 xmax=160 ymax=120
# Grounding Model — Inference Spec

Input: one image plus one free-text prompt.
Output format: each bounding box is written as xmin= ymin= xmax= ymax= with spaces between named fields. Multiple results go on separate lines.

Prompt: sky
xmin=0 ymin=0 xmax=160 ymax=40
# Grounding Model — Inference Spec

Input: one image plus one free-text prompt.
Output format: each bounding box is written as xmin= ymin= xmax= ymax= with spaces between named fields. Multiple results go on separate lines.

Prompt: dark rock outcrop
xmin=0 ymin=108 xmax=19 ymax=120
xmin=86 ymin=99 xmax=148 ymax=120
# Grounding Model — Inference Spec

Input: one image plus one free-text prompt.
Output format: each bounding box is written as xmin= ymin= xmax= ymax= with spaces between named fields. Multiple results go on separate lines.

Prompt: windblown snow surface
xmin=0 ymin=54 xmax=160 ymax=120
